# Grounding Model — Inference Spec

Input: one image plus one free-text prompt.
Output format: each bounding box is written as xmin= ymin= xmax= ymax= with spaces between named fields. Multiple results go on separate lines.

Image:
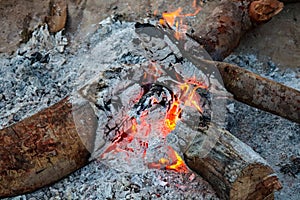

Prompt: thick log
xmin=184 ymin=123 xmax=282 ymax=200
xmin=215 ymin=61 xmax=300 ymax=124
xmin=190 ymin=0 xmax=283 ymax=61
xmin=0 ymin=97 xmax=97 ymax=197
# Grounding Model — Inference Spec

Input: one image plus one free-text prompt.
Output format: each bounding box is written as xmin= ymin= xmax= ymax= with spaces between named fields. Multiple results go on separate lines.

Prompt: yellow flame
xmin=165 ymin=150 xmax=188 ymax=173
xmin=158 ymin=0 xmax=202 ymax=40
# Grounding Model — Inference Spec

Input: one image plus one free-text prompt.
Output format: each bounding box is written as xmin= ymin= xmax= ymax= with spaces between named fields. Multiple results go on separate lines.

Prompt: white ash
xmin=0 ymin=25 xmax=76 ymax=128
xmin=4 ymin=161 xmax=219 ymax=200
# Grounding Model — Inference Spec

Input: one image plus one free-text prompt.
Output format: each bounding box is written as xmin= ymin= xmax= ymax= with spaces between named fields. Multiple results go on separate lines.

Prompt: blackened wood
xmin=190 ymin=0 xmax=283 ymax=61
xmin=185 ymin=124 xmax=282 ymax=200
xmin=215 ymin=61 xmax=300 ymax=124
xmin=0 ymin=97 xmax=97 ymax=197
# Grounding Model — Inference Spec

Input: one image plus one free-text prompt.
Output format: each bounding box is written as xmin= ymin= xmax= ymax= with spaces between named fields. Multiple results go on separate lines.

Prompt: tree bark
xmin=190 ymin=0 xmax=283 ymax=61
xmin=184 ymin=123 xmax=282 ymax=200
xmin=215 ymin=61 xmax=300 ymax=124
xmin=0 ymin=97 xmax=97 ymax=197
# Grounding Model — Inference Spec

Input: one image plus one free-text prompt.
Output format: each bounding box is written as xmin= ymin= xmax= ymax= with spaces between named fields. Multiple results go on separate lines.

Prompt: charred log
xmin=190 ymin=0 xmax=283 ymax=61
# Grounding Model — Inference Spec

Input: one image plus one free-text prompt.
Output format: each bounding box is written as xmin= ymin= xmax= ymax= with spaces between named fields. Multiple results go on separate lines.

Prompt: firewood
xmin=214 ymin=61 xmax=300 ymax=124
xmin=190 ymin=0 xmax=283 ymax=61
xmin=0 ymin=97 xmax=97 ymax=197
xmin=184 ymin=123 xmax=282 ymax=200
xmin=47 ymin=0 xmax=67 ymax=33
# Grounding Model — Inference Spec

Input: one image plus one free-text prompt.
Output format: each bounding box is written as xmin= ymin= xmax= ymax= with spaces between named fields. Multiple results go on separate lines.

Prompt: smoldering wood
xmin=184 ymin=123 xmax=282 ymax=200
xmin=215 ymin=61 xmax=300 ymax=124
xmin=190 ymin=0 xmax=283 ymax=61
xmin=0 ymin=97 xmax=97 ymax=197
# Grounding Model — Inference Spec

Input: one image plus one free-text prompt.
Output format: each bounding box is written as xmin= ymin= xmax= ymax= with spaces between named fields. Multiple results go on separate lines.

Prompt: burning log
xmin=0 ymin=97 xmax=97 ymax=197
xmin=184 ymin=123 xmax=282 ymax=200
xmin=215 ymin=61 xmax=300 ymax=124
xmin=189 ymin=0 xmax=284 ymax=60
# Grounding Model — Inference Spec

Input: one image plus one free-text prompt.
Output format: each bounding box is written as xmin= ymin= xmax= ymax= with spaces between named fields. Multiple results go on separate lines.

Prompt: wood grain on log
xmin=215 ymin=61 xmax=300 ymax=124
xmin=0 ymin=97 xmax=97 ymax=197
xmin=185 ymin=124 xmax=282 ymax=200
xmin=190 ymin=0 xmax=283 ymax=61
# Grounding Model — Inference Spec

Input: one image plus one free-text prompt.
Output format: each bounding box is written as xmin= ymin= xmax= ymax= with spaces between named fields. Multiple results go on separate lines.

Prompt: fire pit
xmin=0 ymin=0 xmax=299 ymax=199
xmin=0 ymin=20 xmax=284 ymax=199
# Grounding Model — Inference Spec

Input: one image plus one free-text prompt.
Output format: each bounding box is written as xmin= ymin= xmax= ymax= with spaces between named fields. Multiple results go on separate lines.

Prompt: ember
xmin=76 ymin=23 xmax=226 ymax=174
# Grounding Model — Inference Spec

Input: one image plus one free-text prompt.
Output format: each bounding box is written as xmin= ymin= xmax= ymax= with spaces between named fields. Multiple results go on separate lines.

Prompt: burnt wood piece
xmin=185 ymin=123 xmax=282 ymax=200
xmin=47 ymin=0 xmax=67 ymax=33
xmin=190 ymin=0 xmax=283 ymax=61
xmin=0 ymin=97 xmax=97 ymax=197
xmin=215 ymin=61 xmax=300 ymax=124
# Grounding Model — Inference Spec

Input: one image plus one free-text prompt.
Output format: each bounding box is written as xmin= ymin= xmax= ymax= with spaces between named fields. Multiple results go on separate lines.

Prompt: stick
xmin=215 ymin=61 xmax=300 ymax=124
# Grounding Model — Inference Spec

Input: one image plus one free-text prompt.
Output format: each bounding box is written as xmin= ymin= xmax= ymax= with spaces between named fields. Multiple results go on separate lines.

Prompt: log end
xmin=230 ymin=164 xmax=282 ymax=200
xmin=186 ymin=155 xmax=282 ymax=200
xmin=184 ymin=126 xmax=282 ymax=200
xmin=249 ymin=0 xmax=284 ymax=23
xmin=47 ymin=0 xmax=67 ymax=33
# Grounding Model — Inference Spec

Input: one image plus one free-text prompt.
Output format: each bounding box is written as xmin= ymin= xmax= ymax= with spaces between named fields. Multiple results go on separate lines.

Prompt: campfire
xmin=1 ymin=0 xmax=299 ymax=199
xmin=78 ymin=22 xmax=226 ymax=175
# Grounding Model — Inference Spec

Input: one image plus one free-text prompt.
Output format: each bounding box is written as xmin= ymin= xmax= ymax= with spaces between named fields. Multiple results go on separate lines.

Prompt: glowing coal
xmin=73 ymin=23 xmax=227 ymax=173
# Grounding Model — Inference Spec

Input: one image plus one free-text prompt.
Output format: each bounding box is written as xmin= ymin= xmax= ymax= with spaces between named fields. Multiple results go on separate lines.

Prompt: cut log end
xmin=231 ymin=164 xmax=282 ymax=200
xmin=249 ymin=0 xmax=284 ymax=23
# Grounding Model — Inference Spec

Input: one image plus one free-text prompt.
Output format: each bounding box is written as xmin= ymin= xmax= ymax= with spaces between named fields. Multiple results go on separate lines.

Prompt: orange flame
xmin=101 ymin=62 xmax=208 ymax=173
xmin=165 ymin=99 xmax=181 ymax=133
xmin=158 ymin=0 xmax=201 ymax=40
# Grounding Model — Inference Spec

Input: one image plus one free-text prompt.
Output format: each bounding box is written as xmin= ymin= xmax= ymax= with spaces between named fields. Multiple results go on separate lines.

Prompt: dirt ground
xmin=0 ymin=0 xmax=299 ymax=199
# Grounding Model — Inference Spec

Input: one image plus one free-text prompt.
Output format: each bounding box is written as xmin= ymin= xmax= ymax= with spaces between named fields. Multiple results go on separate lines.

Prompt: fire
xmin=165 ymin=99 xmax=181 ymax=132
xmin=158 ymin=0 xmax=201 ymax=40
xmin=101 ymin=66 xmax=208 ymax=174
xmin=165 ymin=150 xmax=188 ymax=173
xmin=164 ymin=80 xmax=208 ymax=132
